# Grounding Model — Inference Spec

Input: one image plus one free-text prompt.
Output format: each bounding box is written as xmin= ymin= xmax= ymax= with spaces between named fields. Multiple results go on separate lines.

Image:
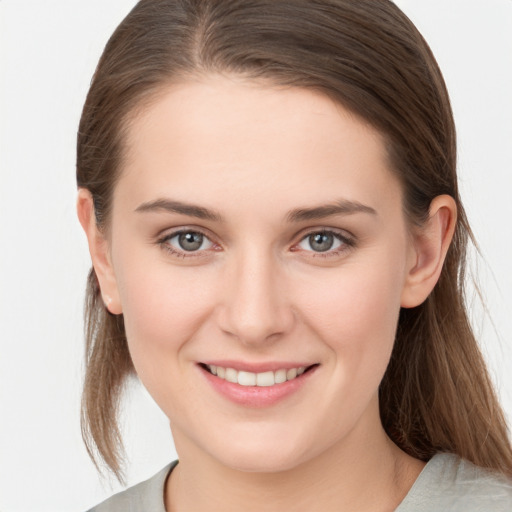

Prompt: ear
xmin=77 ymin=188 xmax=123 ymax=315
xmin=401 ymin=195 xmax=457 ymax=308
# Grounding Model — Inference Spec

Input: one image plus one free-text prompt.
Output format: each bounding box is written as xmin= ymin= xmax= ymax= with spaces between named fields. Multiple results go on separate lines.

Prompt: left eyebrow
xmin=286 ymin=199 xmax=377 ymax=223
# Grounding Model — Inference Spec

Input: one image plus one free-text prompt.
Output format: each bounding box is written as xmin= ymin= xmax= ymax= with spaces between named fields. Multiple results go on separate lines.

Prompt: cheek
xmin=295 ymin=251 xmax=406 ymax=380
xmin=114 ymin=253 xmax=216 ymax=378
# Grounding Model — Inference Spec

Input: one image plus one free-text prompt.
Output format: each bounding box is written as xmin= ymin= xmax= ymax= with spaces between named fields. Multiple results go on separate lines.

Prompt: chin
xmin=221 ymin=449 xmax=308 ymax=474
xmin=201 ymin=425 xmax=315 ymax=474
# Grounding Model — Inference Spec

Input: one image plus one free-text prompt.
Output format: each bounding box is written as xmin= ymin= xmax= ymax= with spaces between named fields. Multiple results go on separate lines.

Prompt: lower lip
xmin=199 ymin=365 xmax=317 ymax=408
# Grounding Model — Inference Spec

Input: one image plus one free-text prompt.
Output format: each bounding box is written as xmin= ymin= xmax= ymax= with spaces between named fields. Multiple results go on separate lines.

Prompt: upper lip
xmin=200 ymin=360 xmax=316 ymax=373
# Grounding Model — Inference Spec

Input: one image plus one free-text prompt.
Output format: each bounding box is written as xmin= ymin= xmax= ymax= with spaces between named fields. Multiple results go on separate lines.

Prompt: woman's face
xmin=106 ymin=76 xmax=418 ymax=472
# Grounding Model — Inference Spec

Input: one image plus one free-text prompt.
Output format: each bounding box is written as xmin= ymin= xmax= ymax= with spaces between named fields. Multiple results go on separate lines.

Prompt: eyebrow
xmin=135 ymin=199 xmax=223 ymax=222
xmin=135 ymin=197 xmax=377 ymax=223
xmin=286 ymin=199 xmax=377 ymax=222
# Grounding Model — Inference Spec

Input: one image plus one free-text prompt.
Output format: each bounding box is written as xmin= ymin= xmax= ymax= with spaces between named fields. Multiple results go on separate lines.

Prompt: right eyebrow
xmin=134 ymin=198 xmax=224 ymax=222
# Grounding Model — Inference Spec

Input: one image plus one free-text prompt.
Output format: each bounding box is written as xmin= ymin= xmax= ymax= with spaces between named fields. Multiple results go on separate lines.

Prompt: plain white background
xmin=1 ymin=1 xmax=511 ymax=510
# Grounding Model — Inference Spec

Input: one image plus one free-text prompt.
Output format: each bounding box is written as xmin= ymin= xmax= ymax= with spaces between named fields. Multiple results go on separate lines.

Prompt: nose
xmin=216 ymin=249 xmax=295 ymax=346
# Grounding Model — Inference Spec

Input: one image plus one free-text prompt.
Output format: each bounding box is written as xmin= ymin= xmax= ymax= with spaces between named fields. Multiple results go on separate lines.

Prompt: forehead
xmin=116 ymin=75 xmax=402 ymax=219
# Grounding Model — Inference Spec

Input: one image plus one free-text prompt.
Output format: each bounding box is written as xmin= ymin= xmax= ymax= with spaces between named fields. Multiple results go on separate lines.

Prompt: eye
xmin=162 ymin=230 xmax=215 ymax=254
xmin=296 ymin=230 xmax=353 ymax=254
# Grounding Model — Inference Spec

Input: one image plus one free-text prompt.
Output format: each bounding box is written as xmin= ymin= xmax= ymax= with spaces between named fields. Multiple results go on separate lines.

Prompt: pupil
xmin=310 ymin=233 xmax=333 ymax=252
xmin=178 ymin=232 xmax=203 ymax=251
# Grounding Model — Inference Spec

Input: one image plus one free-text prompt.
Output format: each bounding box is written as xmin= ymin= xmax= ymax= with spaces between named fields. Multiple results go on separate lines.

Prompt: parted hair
xmin=77 ymin=0 xmax=512 ymax=480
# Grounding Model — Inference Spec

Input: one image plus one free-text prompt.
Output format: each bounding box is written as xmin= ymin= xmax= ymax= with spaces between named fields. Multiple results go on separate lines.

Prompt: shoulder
xmin=397 ymin=453 xmax=512 ymax=512
xmin=86 ymin=461 xmax=177 ymax=512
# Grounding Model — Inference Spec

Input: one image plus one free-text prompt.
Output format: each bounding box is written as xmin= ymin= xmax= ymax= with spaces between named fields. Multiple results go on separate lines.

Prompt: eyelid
xmin=291 ymin=227 xmax=356 ymax=256
xmin=157 ymin=226 xmax=221 ymax=258
xmin=294 ymin=226 xmax=355 ymax=243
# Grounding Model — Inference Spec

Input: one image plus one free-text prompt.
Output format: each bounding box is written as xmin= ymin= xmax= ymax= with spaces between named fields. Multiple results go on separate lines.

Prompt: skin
xmin=78 ymin=75 xmax=456 ymax=511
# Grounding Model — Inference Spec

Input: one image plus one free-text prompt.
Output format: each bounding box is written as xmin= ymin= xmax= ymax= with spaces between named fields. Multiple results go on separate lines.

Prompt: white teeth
xmin=238 ymin=371 xmax=256 ymax=386
xmin=286 ymin=368 xmax=297 ymax=380
xmin=274 ymin=369 xmax=287 ymax=384
xmin=257 ymin=371 xmax=275 ymax=387
xmin=205 ymin=364 xmax=311 ymax=386
xmin=225 ymin=368 xmax=237 ymax=383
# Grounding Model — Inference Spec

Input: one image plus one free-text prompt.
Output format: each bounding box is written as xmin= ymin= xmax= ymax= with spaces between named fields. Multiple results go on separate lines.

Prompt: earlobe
xmin=77 ymin=188 xmax=123 ymax=315
xmin=401 ymin=195 xmax=457 ymax=309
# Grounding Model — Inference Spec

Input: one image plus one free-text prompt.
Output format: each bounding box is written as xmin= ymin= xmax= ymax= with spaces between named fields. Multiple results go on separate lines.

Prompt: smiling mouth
xmin=200 ymin=363 xmax=318 ymax=387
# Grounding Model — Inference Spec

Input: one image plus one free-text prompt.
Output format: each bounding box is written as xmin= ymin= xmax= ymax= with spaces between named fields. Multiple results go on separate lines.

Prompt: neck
xmin=166 ymin=409 xmax=424 ymax=512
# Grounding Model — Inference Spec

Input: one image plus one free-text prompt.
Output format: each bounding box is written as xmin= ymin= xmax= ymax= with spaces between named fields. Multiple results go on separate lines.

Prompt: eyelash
xmin=294 ymin=229 xmax=356 ymax=258
xmin=157 ymin=228 xmax=356 ymax=259
xmin=157 ymin=229 xmax=218 ymax=259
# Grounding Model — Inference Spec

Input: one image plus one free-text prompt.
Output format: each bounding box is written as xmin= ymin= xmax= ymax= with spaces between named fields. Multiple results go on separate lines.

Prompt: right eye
xmin=160 ymin=230 xmax=215 ymax=256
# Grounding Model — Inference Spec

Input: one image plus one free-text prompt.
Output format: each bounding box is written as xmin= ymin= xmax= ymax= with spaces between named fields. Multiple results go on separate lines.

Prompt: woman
xmin=77 ymin=0 xmax=512 ymax=510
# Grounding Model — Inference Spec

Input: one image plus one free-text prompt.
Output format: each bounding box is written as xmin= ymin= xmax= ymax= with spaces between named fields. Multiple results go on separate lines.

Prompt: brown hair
xmin=77 ymin=0 xmax=512 ymax=480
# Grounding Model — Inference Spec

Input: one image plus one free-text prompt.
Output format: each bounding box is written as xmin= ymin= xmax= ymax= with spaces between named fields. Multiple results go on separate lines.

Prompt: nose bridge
xmin=219 ymin=243 xmax=293 ymax=344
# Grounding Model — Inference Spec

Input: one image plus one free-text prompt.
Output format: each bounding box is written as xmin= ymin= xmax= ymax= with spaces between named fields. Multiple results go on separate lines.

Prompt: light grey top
xmin=87 ymin=461 xmax=177 ymax=512
xmin=87 ymin=453 xmax=512 ymax=511
xmin=395 ymin=453 xmax=512 ymax=511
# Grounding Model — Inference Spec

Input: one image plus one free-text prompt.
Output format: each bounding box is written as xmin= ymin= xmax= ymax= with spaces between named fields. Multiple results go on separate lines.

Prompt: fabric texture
xmin=395 ymin=453 xmax=512 ymax=511
xmin=87 ymin=461 xmax=176 ymax=512
xmin=87 ymin=453 xmax=512 ymax=511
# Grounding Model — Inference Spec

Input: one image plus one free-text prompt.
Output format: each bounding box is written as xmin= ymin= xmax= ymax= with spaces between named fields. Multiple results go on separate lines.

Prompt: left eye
xmin=166 ymin=231 xmax=214 ymax=252
xmin=298 ymin=231 xmax=345 ymax=253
